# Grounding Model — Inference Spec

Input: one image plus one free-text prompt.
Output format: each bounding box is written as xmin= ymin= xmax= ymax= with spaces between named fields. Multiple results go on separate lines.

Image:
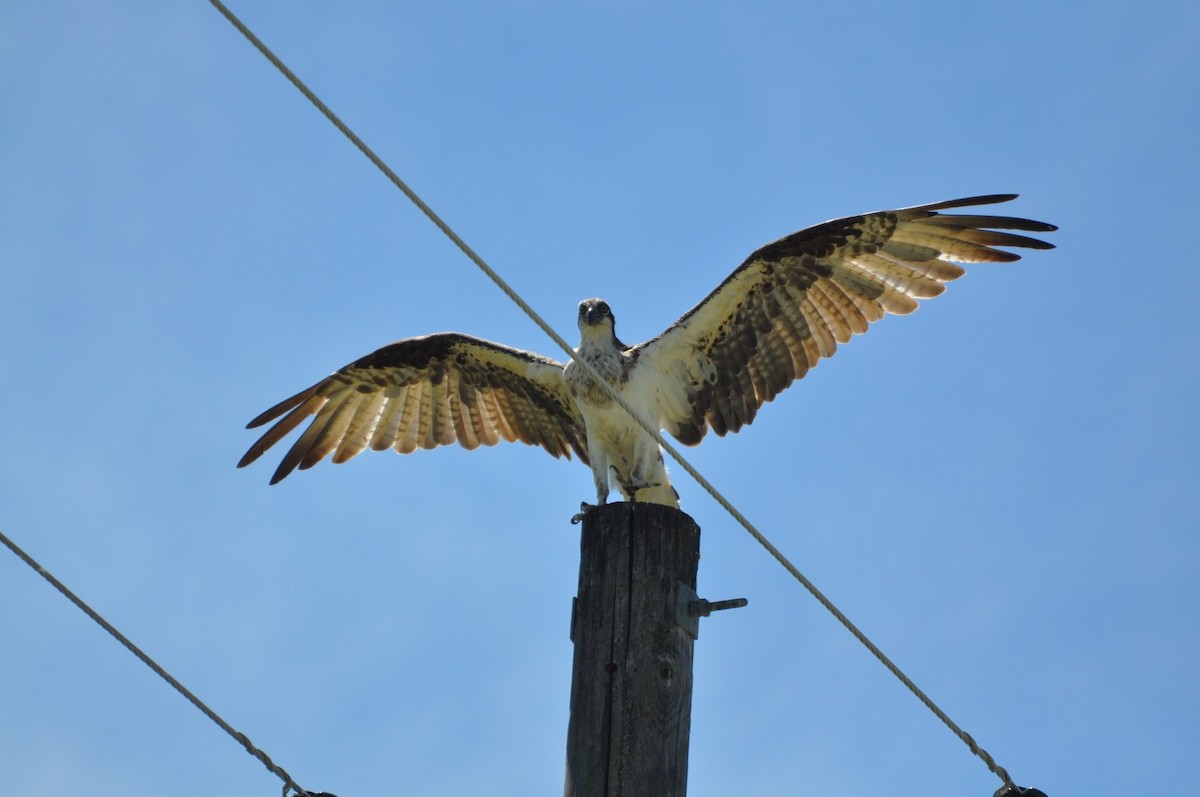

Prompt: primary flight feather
xmin=239 ymin=194 xmax=1055 ymax=507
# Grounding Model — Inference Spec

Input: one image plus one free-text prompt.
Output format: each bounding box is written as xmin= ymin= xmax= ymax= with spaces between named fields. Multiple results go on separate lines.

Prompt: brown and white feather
xmin=238 ymin=333 xmax=588 ymax=484
xmin=630 ymin=194 xmax=1056 ymax=445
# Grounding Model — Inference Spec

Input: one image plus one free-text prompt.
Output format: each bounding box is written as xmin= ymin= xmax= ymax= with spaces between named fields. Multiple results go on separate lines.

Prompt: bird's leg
xmin=610 ymin=464 xmax=641 ymax=503
xmin=627 ymin=448 xmax=679 ymax=508
xmin=574 ymin=459 xmax=611 ymax=524
xmin=590 ymin=456 xmax=611 ymax=505
xmin=614 ymin=455 xmax=667 ymax=502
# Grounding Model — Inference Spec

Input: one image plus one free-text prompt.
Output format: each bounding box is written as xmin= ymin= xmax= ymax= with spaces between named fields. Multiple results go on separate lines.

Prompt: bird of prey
xmin=238 ymin=194 xmax=1054 ymax=508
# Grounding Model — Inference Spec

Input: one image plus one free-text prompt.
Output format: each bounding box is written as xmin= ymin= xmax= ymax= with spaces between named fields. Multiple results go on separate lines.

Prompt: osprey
xmin=239 ymin=194 xmax=1055 ymax=508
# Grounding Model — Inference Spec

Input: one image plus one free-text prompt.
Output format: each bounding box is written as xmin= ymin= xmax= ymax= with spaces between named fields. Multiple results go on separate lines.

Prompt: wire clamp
xmin=994 ymin=784 xmax=1048 ymax=797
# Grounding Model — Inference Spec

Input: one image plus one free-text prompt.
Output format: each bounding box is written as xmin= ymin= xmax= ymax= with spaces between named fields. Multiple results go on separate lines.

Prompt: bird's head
xmin=578 ymin=298 xmax=614 ymax=329
xmin=577 ymin=298 xmax=622 ymax=348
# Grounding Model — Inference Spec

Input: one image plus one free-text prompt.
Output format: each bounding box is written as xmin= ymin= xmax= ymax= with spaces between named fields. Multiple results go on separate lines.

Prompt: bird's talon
xmin=571 ymin=501 xmax=597 ymax=524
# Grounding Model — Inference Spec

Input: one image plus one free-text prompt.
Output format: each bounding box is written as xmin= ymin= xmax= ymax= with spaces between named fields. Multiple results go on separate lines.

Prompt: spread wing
xmin=238 ymin=332 xmax=588 ymax=484
xmin=629 ymin=194 xmax=1056 ymax=445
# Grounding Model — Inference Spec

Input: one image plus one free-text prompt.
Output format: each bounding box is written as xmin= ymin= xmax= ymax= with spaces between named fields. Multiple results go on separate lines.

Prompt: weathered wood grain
xmin=565 ymin=503 xmax=701 ymax=797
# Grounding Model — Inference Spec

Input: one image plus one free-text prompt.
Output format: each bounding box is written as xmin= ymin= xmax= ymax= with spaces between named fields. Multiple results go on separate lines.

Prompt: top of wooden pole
xmin=565 ymin=502 xmax=701 ymax=797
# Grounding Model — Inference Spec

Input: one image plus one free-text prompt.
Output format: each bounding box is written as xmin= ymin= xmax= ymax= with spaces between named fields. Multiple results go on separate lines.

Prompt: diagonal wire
xmin=208 ymin=0 xmax=1015 ymax=787
xmin=0 ymin=529 xmax=314 ymax=797
xmin=205 ymin=0 xmax=578 ymax=366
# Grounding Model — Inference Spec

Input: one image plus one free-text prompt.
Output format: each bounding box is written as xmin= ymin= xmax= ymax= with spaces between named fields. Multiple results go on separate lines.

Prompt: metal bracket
xmin=675 ymin=581 xmax=748 ymax=639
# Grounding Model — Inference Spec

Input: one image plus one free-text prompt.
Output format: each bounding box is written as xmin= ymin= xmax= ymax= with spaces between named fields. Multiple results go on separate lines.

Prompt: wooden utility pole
xmin=564 ymin=502 xmax=702 ymax=797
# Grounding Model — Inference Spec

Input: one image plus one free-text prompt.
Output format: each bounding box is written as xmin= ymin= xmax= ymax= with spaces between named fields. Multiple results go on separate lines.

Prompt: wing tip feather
xmin=268 ymin=466 xmax=293 ymax=485
xmin=245 ymin=385 xmax=319 ymax=429
xmin=916 ymin=193 xmax=1018 ymax=212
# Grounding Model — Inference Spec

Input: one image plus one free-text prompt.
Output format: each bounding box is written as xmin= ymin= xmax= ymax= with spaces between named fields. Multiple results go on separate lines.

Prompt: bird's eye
xmin=598 ymin=303 xmax=609 ymax=315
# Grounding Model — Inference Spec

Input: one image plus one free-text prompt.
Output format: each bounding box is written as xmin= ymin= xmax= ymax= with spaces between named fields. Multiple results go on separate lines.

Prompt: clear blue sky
xmin=3 ymin=3 xmax=1197 ymax=795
